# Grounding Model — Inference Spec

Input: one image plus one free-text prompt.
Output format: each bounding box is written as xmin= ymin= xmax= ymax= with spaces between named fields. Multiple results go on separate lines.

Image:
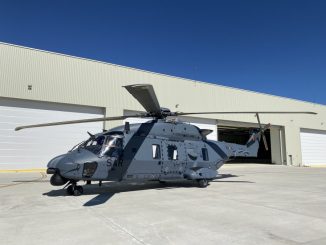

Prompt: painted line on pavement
xmin=0 ymin=168 xmax=46 ymax=173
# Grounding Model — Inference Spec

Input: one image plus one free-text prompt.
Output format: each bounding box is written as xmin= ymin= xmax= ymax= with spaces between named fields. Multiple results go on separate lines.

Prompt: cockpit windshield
xmin=80 ymin=134 xmax=123 ymax=157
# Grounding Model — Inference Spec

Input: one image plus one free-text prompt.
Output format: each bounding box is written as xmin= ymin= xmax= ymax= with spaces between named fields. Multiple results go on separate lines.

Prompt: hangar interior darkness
xmin=218 ymin=125 xmax=272 ymax=164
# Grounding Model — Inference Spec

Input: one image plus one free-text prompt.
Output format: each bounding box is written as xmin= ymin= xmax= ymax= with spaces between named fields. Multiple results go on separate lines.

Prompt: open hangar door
xmin=0 ymin=98 xmax=104 ymax=170
xmin=300 ymin=129 xmax=326 ymax=166
xmin=218 ymin=125 xmax=271 ymax=163
xmin=217 ymin=121 xmax=285 ymax=164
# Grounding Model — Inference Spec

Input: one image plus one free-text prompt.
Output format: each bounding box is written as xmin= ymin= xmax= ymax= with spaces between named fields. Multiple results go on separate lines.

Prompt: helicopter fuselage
xmin=47 ymin=120 xmax=260 ymax=187
xmin=15 ymin=83 xmax=312 ymax=195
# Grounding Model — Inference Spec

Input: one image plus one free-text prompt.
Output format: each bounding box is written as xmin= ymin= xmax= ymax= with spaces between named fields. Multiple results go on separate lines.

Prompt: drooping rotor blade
xmin=14 ymin=114 xmax=147 ymax=131
xmin=256 ymin=113 xmax=263 ymax=132
xmin=262 ymin=134 xmax=269 ymax=151
xmin=248 ymin=123 xmax=270 ymax=150
xmin=263 ymin=123 xmax=271 ymax=131
xmin=255 ymin=113 xmax=269 ymax=151
xmin=124 ymin=84 xmax=161 ymax=115
xmin=262 ymin=123 xmax=271 ymax=151
xmin=254 ymin=123 xmax=271 ymax=137
xmin=174 ymin=111 xmax=317 ymax=116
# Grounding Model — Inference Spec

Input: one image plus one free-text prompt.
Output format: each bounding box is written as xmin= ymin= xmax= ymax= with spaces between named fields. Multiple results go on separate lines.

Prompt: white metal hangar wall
xmin=0 ymin=42 xmax=326 ymax=169
xmin=0 ymin=98 xmax=104 ymax=169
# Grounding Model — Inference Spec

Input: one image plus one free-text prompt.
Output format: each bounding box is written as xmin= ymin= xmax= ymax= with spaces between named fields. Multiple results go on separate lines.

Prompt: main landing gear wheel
xmin=73 ymin=186 xmax=83 ymax=196
xmin=66 ymin=185 xmax=74 ymax=195
xmin=197 ymin=179 xmax=208 ymax=188
xmin=66 ymin=184 xmax=83 ymax=196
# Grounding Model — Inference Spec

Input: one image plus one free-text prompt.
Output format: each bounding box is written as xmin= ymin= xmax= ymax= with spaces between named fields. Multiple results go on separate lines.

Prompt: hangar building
xmin=0 ymin=42 xmax=325 ymax=170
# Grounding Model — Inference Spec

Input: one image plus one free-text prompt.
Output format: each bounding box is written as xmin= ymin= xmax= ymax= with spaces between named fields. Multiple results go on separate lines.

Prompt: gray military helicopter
xmin=15 ymin=84 xmax=316 ymax=195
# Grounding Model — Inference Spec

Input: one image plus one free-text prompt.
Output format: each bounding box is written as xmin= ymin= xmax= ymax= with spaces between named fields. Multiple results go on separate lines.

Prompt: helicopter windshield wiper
xmin=70 ymin=132 xmax=96 ymax=152
xmin=69 ymin=140 xmax=87 ymax=152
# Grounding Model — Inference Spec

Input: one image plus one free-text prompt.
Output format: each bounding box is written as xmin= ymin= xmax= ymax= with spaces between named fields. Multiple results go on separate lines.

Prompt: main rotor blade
xmin=255 ymin=113 xmax=270 ymax=151
xmin=263 ymin=123 xmax=271 ymax=131
xmin=262 ymin=133 xmax=269 ymax=151
xmin=124 ymin=84 xmax=161 ymax=115
xmin=261 ymin=123 xmax=271 ymax=151
xmin=15 ymin=114 xmax=147 ymax=131
xmin=174 ymin=111 xmax=317 ymax=116
xmin=256 ymin=113 xmax=263 ymax=133
xmin=250 ymin=123 xmax=270 ymax=150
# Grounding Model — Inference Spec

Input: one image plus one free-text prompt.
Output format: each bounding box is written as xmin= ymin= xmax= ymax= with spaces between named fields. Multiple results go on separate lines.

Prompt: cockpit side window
xmin=99 ymin=135 xmax=123 ymax=158
xmin=81 ymin=136 xmax=105 ymax=155
xmin=85 ymin=136 xmax=105 ymax=147
xmin=202 ymin=148 xmax=209 ymax=161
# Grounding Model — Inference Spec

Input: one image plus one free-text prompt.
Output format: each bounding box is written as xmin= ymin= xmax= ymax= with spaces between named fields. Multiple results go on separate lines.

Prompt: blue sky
xmin=0 ymin=0 xmax=325 ymax=104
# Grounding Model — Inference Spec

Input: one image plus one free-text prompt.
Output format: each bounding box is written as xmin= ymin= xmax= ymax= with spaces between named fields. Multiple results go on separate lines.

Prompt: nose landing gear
xmin=65 ymin=181 xmax=83 ymax=196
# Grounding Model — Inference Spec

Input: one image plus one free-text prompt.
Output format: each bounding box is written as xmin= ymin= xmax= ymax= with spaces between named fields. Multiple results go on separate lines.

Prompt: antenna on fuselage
xmin=87 ymin=131 xmax=95 ymax=138
xmin=124 ymin=121 xmax=130 ymax=134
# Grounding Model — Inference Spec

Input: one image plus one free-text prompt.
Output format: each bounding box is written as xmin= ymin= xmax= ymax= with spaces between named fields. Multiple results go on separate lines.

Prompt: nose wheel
xmin=66 ymin=182 xmax=83 ymax=196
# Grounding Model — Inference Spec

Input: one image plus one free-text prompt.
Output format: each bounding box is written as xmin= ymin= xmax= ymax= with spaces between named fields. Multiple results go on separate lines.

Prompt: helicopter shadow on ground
xmin=43 ymin=181 xmax=198 ymax=206
xmin=211 ymin=173 xmax=255 ymax=183
xmin=43 ymin=174 xmax=253 ymax=206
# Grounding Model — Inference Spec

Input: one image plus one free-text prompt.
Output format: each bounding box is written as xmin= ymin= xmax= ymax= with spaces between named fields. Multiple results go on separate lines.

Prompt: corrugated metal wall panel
xmin=0 ymin=98 xmax=104 ymax=169
xmin=1 ymin=42 xmax=325 ymax=125
xmin=1 ymin=42 xmax=326 ymax=166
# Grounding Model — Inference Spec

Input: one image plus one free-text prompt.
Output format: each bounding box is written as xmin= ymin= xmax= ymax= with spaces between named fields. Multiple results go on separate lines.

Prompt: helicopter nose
xmin=47 ymin=154 xmax=66 ymax=175
xmin=57 ymin=158 xmax=80 ymax=173
xmin=47 ymin=149 xmax=98 ymax=186
xmin=47 ymin=154 xmax=66 ymax=169
xmin=48 ymin=158 xmax=76 ymax=186
xmin=47 ymin=154 xmax=76 ymax=182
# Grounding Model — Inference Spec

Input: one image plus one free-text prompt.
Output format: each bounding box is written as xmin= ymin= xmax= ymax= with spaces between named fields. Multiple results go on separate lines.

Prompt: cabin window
xmin=202 ymin=148 xmax=209 ymax=161
xmin=167 ymin=145 xmax=178 ymax=160
xmin=152 ymin=144 xmax=161 ymax=159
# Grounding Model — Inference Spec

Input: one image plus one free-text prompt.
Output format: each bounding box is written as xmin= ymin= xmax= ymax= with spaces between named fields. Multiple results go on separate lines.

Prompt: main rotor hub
xmin=160 ymin=107 xmax=171 ymax=118
xmin=146 ymin=107 xmax=173 ymax=119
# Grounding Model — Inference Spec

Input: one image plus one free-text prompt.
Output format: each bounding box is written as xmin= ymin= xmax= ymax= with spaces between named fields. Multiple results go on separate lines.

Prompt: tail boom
xmin=223 ymin=130 xmax=262 ymax=158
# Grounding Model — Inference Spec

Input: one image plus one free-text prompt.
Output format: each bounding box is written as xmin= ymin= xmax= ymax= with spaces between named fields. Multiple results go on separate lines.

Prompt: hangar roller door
xmin=0 ymin=98 xmax=104 ymax=170
xmin=300 ymin=129 xmax=326 ymax=166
